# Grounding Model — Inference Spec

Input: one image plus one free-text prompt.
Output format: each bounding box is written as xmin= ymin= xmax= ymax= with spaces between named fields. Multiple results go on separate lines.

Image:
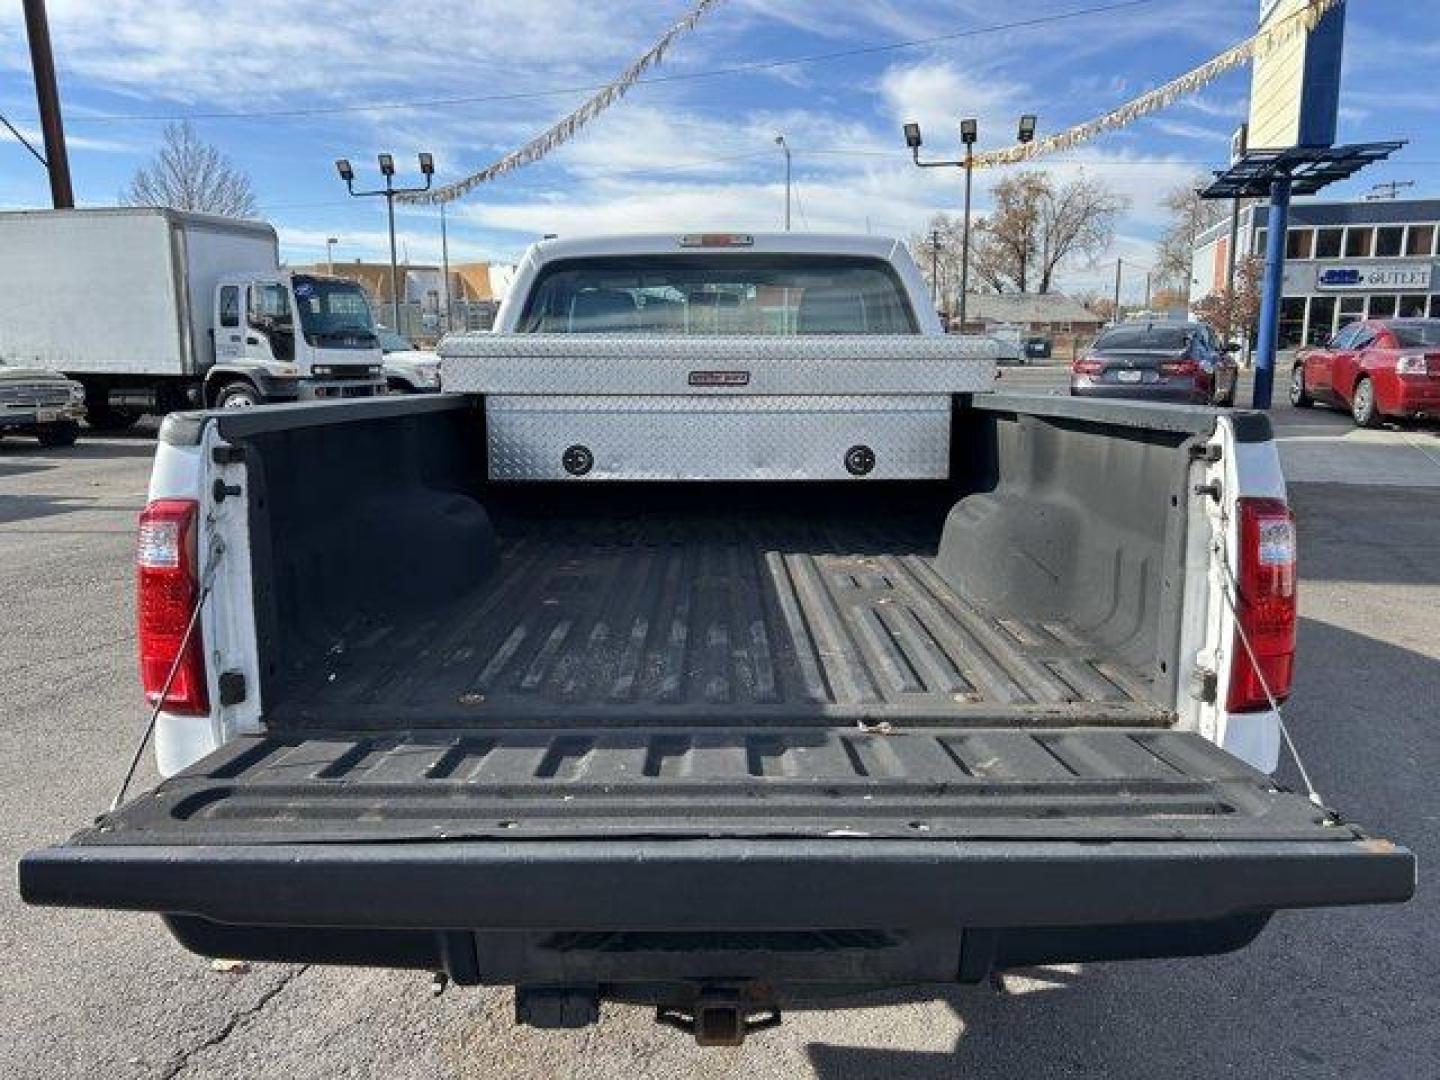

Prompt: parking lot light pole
xmin=906 ymin=115 xmax=1035 ymax=332
xmin=335 ymin=152 xmax=434 ymax=329
xmin=774 ymin=135 xmax=792 ymax=231
xmin=325 ymin=237 xmax=338 ymax=275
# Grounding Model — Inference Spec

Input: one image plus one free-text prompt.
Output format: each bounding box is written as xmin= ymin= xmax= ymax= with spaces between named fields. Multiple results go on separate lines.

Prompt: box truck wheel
xmin=215 ymin=381 xmax=261 ymax=409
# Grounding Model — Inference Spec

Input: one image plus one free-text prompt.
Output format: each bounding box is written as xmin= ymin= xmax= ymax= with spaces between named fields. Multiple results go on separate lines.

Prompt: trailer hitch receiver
xmin=656 ymin=989 xmax=782 ymax=1046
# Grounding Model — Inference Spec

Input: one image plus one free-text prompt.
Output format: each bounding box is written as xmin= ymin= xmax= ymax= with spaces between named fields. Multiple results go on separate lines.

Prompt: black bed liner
xmin=274 ymin=511 xmax=1161 ymax=729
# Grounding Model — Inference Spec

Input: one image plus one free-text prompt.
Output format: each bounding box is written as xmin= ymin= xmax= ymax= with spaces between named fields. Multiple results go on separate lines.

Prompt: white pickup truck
xmin=21 ymin=232 xmax=1412 ymax=1046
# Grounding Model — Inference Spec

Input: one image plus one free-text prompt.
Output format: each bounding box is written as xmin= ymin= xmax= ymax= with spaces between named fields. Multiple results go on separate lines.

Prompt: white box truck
xmin=0 ymin=208 xmax=385 ymax=427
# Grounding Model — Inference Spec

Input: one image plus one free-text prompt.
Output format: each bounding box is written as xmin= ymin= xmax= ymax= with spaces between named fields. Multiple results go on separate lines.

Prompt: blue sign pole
xmin=1252 ymin=174 xmax=1292 ymax=409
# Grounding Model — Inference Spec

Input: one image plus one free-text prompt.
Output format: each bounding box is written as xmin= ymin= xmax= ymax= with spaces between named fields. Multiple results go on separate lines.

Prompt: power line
xmin=52 ymin=0 xmax=1162 ymax=125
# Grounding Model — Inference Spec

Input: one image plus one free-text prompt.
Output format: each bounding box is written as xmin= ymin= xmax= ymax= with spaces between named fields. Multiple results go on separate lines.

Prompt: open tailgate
xmin=21 ymin=727 xmax=1413 ymax=930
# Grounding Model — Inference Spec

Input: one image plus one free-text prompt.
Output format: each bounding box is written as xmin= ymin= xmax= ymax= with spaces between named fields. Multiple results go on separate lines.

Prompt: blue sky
xmin=2 ymin=0 xmax=1436 ymax=300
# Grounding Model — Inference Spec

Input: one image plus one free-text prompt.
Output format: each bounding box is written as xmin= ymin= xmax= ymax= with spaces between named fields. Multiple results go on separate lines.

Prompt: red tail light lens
xmin=1226 ymin=497 xmax=1297 ymax=712
xmin=1159 ymin=358 xmax=1202 ymax=376
xmin=137 ymin=499 xmax=209 ymax=715
xmin=1072 ymin=357 xmax=1103 ymax=375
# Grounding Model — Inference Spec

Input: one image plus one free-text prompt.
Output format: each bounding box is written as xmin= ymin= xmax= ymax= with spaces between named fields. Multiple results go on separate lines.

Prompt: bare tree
xmin=1075 ymin=290 xmax=1116 ymax=323
xmin=971 ymin=171 xmax=1128 ymax=294
xmin=121 ymin=122 xmax=258 ymax=218
xmin=1193 ymin=254 xmax=1264 ymax=343
xmin=1153 ymin=176 xmax=1233 ymax=299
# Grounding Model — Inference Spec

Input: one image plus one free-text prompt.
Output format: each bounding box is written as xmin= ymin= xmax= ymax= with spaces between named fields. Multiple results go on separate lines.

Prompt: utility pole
xmin=1144 ymin=270 xmax=1152 ymax=311
xmin=335 ymin=152 xmax=434 ymax=330
xmin=440 ymin=203 xmax=452 ymax=333
xmin=930 ymin=228 xmax=941 ymax=306
xmin=774 ymin=135 xmax=791 ymax=231
xmin=22 ymin=0 xmax=73 ymax=208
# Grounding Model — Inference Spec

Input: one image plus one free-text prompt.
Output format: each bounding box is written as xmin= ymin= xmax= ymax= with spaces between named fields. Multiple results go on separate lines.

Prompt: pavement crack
xmin=158 ymin=964 xmax=310 ymax=1079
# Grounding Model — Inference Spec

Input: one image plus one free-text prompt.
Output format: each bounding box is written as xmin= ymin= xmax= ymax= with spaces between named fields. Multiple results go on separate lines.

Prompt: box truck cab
xmin=0 ymin=209 xmax=385 ymax=426
xmin=209 ymin=272 xmax=386 ymax=408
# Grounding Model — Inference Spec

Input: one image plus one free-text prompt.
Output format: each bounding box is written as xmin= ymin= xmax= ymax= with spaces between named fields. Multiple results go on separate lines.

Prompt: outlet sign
xmin=1315 ymin=263 xmax=1432 ymax=292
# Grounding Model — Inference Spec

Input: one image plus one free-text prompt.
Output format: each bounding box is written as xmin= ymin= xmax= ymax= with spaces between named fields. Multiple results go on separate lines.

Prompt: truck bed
xmin=275 ymin=506 xmax=1160 ymax=729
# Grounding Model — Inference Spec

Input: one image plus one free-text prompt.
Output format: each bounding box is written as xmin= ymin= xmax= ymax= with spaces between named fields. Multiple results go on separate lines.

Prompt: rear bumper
xmin=1389 ymin=383 xmax=1440 ymax=417
xmin=20 ymin=836 xmax=1413 ymax=931
xmin=1070 ymin=380 xmax=1206 ymax=403
xmin=1 ymin=402 xmax=85 ymax=429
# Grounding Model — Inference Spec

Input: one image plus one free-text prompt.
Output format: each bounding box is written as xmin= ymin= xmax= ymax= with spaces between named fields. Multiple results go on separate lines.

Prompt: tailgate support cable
xmin=107 ymin=535 xmax=227 ymax=815
xmin=1217 ymin=552 xmax=1326 ymax=811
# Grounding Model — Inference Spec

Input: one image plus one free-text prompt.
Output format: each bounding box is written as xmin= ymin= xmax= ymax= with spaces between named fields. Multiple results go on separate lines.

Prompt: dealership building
xmin=1191 ymin=197 xmax=1439 ymax=347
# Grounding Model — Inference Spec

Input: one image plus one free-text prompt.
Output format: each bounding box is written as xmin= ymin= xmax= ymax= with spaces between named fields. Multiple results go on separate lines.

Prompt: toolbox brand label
xmin=687 ymin=370 xmax=751 ymax=386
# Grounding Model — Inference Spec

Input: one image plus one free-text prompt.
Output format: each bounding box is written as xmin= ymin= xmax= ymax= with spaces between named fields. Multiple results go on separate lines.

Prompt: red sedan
xmin=1290 ymin=318 xmax=1440 ymax=427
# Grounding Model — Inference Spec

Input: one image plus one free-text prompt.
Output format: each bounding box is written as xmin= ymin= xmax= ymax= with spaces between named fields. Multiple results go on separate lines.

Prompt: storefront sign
xmin=1315 ymin=263 xmax=1432 ymax=291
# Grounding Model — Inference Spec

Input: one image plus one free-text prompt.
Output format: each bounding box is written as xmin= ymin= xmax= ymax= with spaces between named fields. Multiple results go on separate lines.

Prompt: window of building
xmin=1368 ymin=295 xmax=1398 ymax=319
xmin=1375 ymin=227 xmax=1404 ymax=257
xmin=1406 ymin=225 xmax=1436 ymax=257
xmin=1431 ymin=295 xmax=1440 ymax=319
xmin=1279 ymin=297 xmax=1307 ymax=347
xmin=1307 ymin=296 xmax=1336 ymax=344
xmin=1398 ymin=295 xmax=1429 ymax=318
xmin=219 ymin=285 xmax=240 ymax=328
xmin=1253 ymin=228 xmax=1267 ymax=255
xmin=1337 ymin=296 xmax=1366 ymax=330
xmin=1344 ymin=228 xmax=1373 ymax=257
xmin=1314 ymin=227 xmax=1343 ymax=258
xmin=1286 ymin=228 xmax=1313 ymax=259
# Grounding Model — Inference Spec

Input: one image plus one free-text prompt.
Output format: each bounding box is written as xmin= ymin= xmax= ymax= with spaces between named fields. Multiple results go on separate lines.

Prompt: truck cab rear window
xmin=518 ymin=255 xmax=917 ymax=335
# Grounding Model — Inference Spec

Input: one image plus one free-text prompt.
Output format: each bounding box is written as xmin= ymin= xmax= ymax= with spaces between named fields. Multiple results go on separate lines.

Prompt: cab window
xmin=249 ymin=283 xmax=293 ymax=328
xmin=219 ymin=286 xmax=240 ymax=328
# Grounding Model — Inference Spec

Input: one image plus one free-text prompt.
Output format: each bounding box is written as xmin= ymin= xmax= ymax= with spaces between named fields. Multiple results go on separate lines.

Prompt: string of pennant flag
xmin=401 ymin=0 xmax=1344 ymax=206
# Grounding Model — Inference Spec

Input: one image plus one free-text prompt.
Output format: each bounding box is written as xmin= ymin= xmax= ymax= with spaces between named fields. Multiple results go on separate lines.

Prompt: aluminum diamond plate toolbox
xmin=486 ymin=394 xmax=950 ymax=480
xmin=440 ymin=333 xmax=997 ymax=395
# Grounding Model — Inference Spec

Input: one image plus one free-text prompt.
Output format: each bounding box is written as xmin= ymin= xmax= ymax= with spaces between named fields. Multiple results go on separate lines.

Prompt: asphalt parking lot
xmin=3 ymin=383 xmax=1437 ymax=1080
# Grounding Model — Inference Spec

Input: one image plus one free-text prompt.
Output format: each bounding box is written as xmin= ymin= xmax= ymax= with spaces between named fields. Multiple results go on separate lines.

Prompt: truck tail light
xmin=137 ymin=499 xmax=209 ymax=715
xmin=1227 ymin=497 xmax=1297 ymax=713
xmin=1072 ymin=356 xmax=1103 ymax=375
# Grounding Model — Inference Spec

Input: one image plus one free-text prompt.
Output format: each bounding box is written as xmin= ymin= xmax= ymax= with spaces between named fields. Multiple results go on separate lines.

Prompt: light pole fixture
xmin=774 ymin=135 xmax=792 ymax=231
xmin=906 ymin=116 xmax=997 ymax=331
xmin=336 ymin=152 xmax=433 ymax=328
xmin=904 ymin=114 xmax=1039 ymax=331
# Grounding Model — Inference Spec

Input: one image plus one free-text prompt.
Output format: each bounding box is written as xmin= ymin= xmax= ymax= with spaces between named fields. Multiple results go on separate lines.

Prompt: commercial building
xmin=288 ymin=259 xmax=515 ymax=338
xmin=1191 ymin=197 xmax=1440 ymax=348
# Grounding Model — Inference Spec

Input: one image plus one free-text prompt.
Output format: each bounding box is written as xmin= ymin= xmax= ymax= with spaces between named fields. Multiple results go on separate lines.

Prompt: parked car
xmin=1023 ymin=335 xmax=1052 ymax=360
xmin=377 ymin=327 xmax=442 ymax=393
xmin=1071 ymin=321 xmax=1238 ymax=405
xmin=22 ymin=232 xmax=1412 ymax=1046
xmin=1290 ymin=318 xmax=1440 ymax=427
xmin=0 ymin=359 xmax=84 ymax=446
